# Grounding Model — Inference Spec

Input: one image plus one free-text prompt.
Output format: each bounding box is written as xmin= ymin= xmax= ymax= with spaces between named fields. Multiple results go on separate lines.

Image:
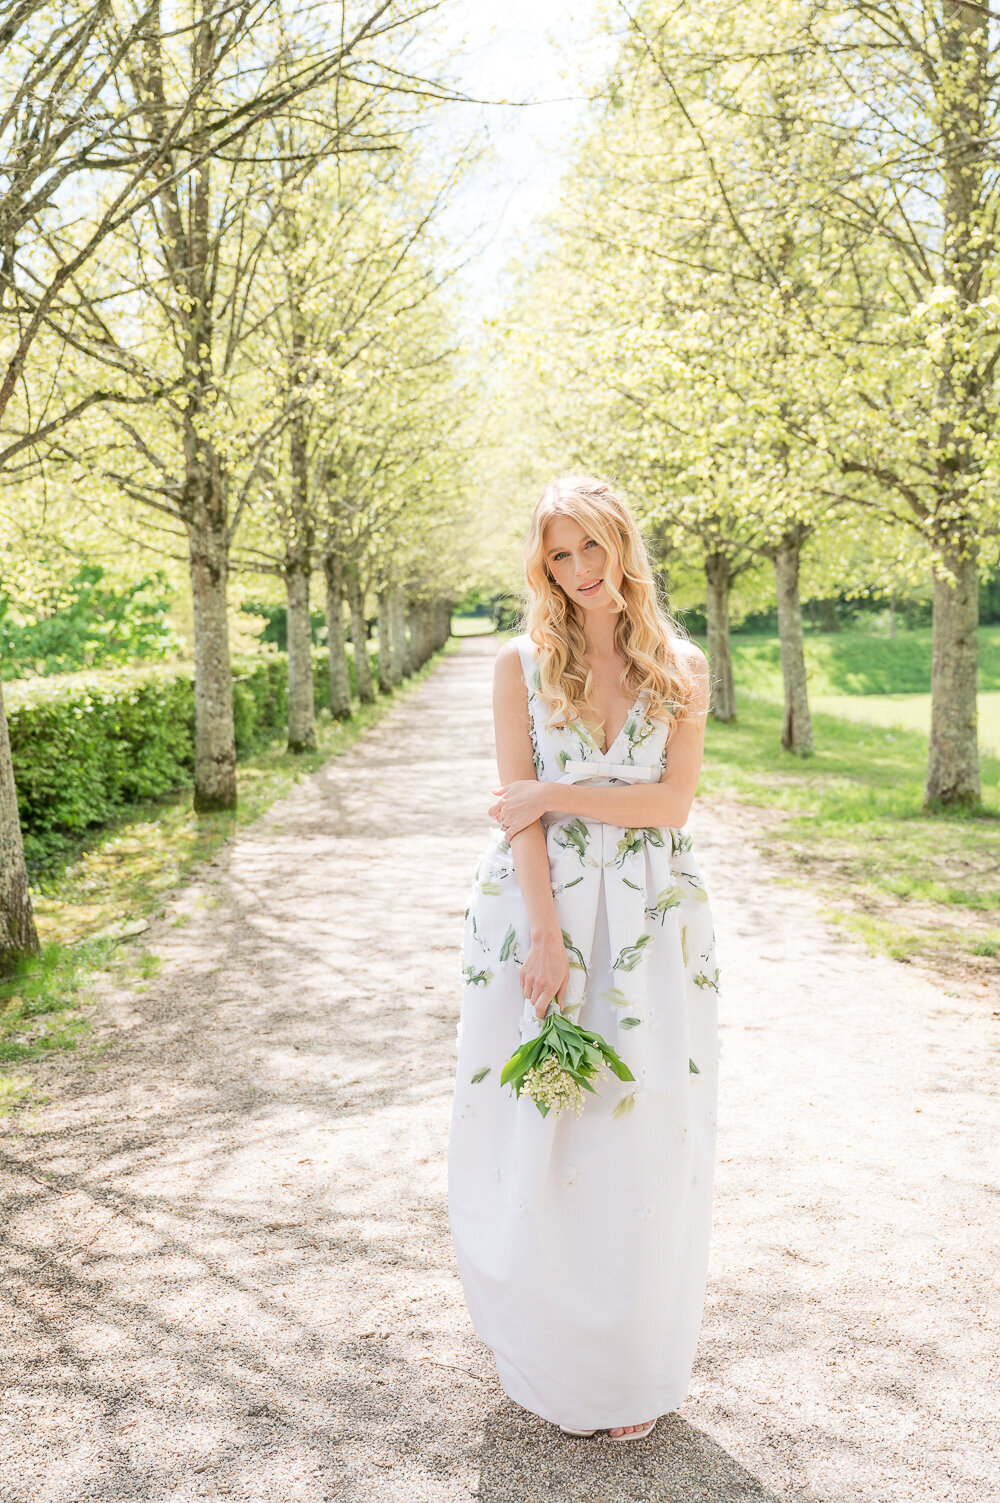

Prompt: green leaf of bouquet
xmin=605 ymin=1053 xmax=636 ymax=1082
xmin=500 ymin=1045 xmax=536 ymax=1086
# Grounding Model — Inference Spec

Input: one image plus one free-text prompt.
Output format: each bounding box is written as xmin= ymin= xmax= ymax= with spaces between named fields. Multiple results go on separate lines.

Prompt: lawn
xmin=810 ymin=691 xmax=1000 ymax=757
xmin=702 ymin=627 xmax=1000 ymax=992
xmin=728 ymin=622 xmax=1000 ymax=697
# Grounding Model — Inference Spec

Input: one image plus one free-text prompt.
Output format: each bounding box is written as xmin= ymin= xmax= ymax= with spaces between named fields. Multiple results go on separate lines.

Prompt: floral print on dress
xmin=457 ymin=633 xmax=719 ymax=1083
xmin=448 ymin=632 xmax=722 ymax=1431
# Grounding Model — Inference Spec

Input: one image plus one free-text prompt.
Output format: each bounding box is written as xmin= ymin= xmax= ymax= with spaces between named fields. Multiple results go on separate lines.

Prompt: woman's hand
xmin=518 ymin=925 xmax=570 ymax=1020
xmin=489 ymin=779 xmax=550 ymax=839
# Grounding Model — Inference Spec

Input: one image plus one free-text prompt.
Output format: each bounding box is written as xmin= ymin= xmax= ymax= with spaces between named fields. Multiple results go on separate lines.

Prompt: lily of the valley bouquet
xmin=501 ymin=1001 xmax=635 ymax=1117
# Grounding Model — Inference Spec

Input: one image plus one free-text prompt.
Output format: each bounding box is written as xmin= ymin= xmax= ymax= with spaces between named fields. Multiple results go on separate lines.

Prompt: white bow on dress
xmin=558 ymin=758 xmax=661 ymax=784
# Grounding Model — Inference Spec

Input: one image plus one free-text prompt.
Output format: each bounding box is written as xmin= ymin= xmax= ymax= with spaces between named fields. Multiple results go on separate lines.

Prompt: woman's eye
xmin=553 ymin=543 xmax=596 ymax=560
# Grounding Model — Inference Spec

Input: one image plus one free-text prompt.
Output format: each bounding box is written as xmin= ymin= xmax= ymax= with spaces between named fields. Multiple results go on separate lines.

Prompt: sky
xmin=421 ymin=0 xmax=618 ymax=325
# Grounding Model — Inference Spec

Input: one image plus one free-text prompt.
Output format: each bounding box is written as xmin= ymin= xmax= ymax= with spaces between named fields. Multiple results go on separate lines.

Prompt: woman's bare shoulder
xmin=494 ymin=632 xmax=526 ymax=660
xmin=493 ymin=634 xmax=529 ymax=687
xmin=670 ymin=636 xmax=710 ymax=717
xmin=671 ymin=636 xmax=708 ymax=672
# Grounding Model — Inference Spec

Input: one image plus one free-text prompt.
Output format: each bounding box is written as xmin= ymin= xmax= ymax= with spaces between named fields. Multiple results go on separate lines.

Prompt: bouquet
xmin=501 ymin=1002 xmax=635 ymax=1118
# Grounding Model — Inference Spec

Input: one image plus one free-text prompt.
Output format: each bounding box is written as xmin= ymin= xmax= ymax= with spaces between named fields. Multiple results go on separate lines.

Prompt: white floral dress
xmin=447 ymin=633 xmax=720 ymax=1430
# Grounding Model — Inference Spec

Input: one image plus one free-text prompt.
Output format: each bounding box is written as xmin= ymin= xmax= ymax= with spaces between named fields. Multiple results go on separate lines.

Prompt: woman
xmin=447 ymin=473 xmax=719 ymax=1440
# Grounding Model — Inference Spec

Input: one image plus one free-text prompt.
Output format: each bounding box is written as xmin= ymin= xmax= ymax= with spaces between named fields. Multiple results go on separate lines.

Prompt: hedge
xmin=4 ymin=645 xmax=378 ymax=848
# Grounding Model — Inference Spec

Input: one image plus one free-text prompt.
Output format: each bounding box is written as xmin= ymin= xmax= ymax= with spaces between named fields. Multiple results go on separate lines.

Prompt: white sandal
xmin=609 ymin=1418 xmax=657 ymax=1441
xmin=559 ymin=1425 xmax=597 ymax=1436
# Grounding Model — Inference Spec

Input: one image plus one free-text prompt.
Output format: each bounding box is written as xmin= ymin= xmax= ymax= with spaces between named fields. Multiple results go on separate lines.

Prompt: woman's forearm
xmin=543 ymin=780 xmax=690 ymax=829
xmin=508 ymin=821 xmax=561 ymax=938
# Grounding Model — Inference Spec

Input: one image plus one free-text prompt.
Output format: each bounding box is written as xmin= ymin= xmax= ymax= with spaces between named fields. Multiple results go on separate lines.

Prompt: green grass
xmin=703 ymin=646 xmax=1000 ymax=979
xmin=450 ymin=615 xmax=497 ymax=637
xmin=0 ymin=642 xmax=456 ymax=1116
xmin=729 ymin=623 xmax=1000 ymax=698
xmin=810 ymin=691 xmax=1000 ymax=757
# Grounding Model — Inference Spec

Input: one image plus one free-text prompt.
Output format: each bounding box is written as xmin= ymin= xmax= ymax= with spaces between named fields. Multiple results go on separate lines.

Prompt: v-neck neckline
xmin=581 ymin=693 xmax=645 ymax=757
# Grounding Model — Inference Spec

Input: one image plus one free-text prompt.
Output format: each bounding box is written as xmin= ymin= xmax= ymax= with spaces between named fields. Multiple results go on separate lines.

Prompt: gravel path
xmin=1 ymin=634 xmax=997 ymax=1503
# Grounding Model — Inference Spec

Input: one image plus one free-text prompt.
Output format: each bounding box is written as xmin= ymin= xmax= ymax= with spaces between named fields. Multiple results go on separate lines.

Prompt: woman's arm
xmin=492 ymin=640 xmax=569 ymax=1018
xmin=491 ymin=643 xmax=710 ymax=836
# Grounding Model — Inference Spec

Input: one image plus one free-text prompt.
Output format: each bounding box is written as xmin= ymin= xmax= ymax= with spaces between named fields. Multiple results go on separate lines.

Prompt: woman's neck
xmin=577 ymin=608 xmax=620 ymax=658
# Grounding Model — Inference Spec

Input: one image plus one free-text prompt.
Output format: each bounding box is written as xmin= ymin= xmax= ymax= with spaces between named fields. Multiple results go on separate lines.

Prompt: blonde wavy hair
xmin=518 ymin=472 xmax=698 ymax=738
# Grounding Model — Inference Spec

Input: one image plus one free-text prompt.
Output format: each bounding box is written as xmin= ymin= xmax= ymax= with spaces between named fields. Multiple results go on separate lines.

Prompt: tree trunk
xmin=704 ymin=551 xmax=736 ymax=722
xmin=323 ymin=553 xmax=352 ymax=719
xmin=345 ymin=562 xmax=375 ymax=704
xmin=408 ymin=602 xmax=422 ymax=668
xmin=0 ymin=675 xmax=40 ymax=973
xmin=377 ymin=588 xmax=394 ymax=693
xmin=285 ymin=559 xmax=316 ymax=753
xmin=387 ymin=589 xmax=401 ymax=681
xmin=772 ymin=532 xmax=813 ymax=755
xmin=410 ymin=601 xmax=429 ymax=667
xmin=925 ymin=540 xmax=980 ymax=807
xmin=187 ymin=519 xmax=237 ymax=811
xmin=921 ymin=3 xmax=986 ymax=805
xmin=392 ymin=586 xmax=412 ymax=679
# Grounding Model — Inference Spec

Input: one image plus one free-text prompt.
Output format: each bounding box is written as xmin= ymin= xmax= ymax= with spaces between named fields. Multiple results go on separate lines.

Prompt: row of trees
xmin=1 ymin=1 xmax=476 ymax=971
xmin=487 ymin=0 xmax=998 ymax=805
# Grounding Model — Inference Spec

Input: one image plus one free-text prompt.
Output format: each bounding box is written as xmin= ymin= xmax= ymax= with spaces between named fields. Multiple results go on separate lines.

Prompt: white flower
xmin=522 ymin=1054 xmax=591 ymax=1116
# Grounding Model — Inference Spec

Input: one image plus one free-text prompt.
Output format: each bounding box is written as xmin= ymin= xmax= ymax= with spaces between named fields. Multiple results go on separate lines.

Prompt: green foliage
xmin=6 ymin=646 xmax=378 ymax=864
xmin=237 ymin=600 xmax=328 ymax=652
xmin=0 ymin=564 xmax=180 ymax=676
xmin=0 ymin=938 xmax=114 ymax=1071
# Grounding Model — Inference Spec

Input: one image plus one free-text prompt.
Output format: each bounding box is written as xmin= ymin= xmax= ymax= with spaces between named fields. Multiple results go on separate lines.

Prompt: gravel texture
xmin=1 ymin=633 xmax=997 ymax=1503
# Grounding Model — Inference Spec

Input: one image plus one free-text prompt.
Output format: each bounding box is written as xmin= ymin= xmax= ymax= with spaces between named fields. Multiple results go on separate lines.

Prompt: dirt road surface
xmin=2 ymin=635 xmax=996 ymax=1503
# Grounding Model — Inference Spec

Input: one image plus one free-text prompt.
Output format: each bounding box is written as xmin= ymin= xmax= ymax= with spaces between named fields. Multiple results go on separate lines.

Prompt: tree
xmin=0 ymin=0 xmax=457 ymax=968
xmin=230 ymin=116 xmax=468 ymax=748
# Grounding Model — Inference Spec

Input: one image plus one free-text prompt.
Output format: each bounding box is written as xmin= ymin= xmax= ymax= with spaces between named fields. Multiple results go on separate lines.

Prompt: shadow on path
xmin=478 ymin=1405 xmax=799 ymax=1502
xmin=0 ymin=635 xmax=994 ymax=1503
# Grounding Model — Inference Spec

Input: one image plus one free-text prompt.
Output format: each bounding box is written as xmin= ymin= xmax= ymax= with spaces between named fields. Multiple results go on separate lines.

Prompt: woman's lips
xmin=579 ymin=579 xmax=603 ymax=595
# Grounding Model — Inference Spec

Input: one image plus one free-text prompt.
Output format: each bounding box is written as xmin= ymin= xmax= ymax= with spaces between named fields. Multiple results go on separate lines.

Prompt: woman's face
xmin=543 ymin=513 xmax=623 ymax=615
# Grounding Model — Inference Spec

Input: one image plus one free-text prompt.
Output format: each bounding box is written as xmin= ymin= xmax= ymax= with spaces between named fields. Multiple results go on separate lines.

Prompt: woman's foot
xmin=608 ymin=1419 xmax=656 ymax=1439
